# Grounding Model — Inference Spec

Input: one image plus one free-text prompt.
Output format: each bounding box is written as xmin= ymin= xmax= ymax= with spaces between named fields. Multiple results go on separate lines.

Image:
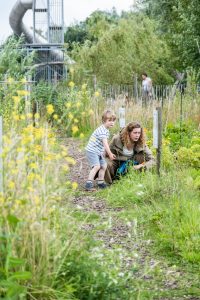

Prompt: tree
xmin=0 ymin=36 xmax=34 ymax=79
xmin=140 ymin=0 xmax=200 ymax=76
xmin=71 ymin=14 xmax=173 ymax=85
xmin=64 ymin=22 xmax=88 ymax=50
xmin=64 ymin=8 xmax=120 ymax=50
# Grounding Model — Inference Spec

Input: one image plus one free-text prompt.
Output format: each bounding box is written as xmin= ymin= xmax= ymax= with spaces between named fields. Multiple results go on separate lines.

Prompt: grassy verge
xmin=98 ymin=167 xmax=200 ymax=297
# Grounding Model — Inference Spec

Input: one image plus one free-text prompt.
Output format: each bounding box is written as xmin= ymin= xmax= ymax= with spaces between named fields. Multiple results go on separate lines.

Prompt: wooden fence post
xmin=153 ymin=107 xmax=162 ymax=176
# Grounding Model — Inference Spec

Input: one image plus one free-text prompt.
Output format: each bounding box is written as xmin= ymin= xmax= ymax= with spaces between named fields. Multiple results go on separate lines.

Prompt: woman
xmin=104 ymin=121 xmax=155 ymax=184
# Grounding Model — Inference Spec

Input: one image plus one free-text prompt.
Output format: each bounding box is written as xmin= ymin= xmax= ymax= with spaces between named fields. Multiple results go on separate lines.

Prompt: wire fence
xmin=97 ymin=82 xmax=199 ymax=106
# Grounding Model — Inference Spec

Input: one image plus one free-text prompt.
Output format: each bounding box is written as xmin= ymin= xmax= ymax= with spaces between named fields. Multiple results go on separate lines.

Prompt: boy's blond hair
xmin=102 ymin=110 xmax=116 ymax=123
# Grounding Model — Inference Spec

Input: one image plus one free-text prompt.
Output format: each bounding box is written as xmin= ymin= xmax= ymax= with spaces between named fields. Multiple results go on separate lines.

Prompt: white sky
xmin=0 ymin=0 xmax=133 ymax=43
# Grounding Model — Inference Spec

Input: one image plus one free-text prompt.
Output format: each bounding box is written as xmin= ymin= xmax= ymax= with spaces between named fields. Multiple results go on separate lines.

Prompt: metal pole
xmin=32 ymin=0 xmax=36 ymax=43
xmin=47 ymin=0 xmax=50 ymax=43
xmin=61 ymin=0 xmax=64 ymax=44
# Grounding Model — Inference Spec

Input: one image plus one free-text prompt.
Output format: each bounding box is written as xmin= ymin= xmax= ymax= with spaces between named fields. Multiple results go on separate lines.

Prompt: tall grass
xmin=0 ymin=81 xmax=146 ymax=299
xmin=100 ymin=167 xmax=200 ymax=264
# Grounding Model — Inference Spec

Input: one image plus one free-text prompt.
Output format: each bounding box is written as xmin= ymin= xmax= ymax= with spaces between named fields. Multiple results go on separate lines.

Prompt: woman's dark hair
xmin=142 ymin=72 xmax=148 ymax=77
xmin=120 ymin=121 xmax=145 ymax=147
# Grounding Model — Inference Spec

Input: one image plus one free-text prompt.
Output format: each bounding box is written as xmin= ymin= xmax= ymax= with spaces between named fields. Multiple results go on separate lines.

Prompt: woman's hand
xmin=109 ymin=152 xmax=116 ymax=160
xmin=133 ymin=163 xmax=144 ymax=170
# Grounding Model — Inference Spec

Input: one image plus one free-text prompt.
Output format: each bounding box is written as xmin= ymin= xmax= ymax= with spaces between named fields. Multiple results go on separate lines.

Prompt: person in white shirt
xmin=85 ymin=110 xmax=116 ymax=191
xmin=142 ymin=72 xmax=152 ymax=106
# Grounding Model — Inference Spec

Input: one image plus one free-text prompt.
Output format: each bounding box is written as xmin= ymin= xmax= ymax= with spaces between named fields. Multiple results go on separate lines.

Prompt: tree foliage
xmin=71 ymin=14 xmax=173 ymax=84
xmin=0 ymin=36 xmax=34 ymax=79
xmin=140 ymin=0 xmax=200 ymax=74
xmin=64 ymin=8 xmax=119 ymax=49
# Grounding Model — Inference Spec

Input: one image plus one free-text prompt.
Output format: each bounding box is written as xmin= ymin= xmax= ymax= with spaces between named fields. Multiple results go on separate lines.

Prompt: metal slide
xmin=10 ymin=0 xmax=37 ymax=43
xmin=9 ymin=0 xmax=63 ymax=61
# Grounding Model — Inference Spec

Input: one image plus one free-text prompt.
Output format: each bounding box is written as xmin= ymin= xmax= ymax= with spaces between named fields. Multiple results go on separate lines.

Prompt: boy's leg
xmin=85 ymin=151 xmax=101 ymax=190
xmin=88 ymin=165 xmax=101 ymax=181
xmin=97 ymin=157 xmax=107 ymax=188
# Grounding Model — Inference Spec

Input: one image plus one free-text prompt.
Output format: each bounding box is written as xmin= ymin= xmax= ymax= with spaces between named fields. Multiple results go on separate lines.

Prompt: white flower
xmin=136 ymin=191 xmax=144 ymax=196
xmin=137 ymin=184 xmax=144 ymax=188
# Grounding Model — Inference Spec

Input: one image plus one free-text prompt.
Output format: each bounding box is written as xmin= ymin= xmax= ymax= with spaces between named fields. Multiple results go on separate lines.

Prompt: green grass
xmin=100 ymin=168 xmax=200 ymax=263
xmin=96 ymin=167 xmax=200 ymax=298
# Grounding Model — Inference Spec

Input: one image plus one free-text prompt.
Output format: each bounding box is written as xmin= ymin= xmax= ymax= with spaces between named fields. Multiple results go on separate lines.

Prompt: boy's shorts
xmin=86 ymin=150 xmax=107 ymax=168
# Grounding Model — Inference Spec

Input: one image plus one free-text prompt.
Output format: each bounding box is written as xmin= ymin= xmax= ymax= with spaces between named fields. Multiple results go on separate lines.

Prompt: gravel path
xmin=62 ymin=137 xmax=200 ymax=300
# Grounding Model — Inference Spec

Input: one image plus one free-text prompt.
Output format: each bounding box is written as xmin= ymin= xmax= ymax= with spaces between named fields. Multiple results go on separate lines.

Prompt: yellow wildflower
xmin=8 ymin=181 xmax=15 ymax=189
xmin=72 ymin=125 xmax=79 ymax=135
xmin=65 ymin=102 xmax=72 ymax=108
xmin=94 ymin=91 xmax=100 ymax=97
xmin=15 ymin=200 xmax=22 ymax=206
xmin=29 ymin=162 xmax=38 ymax=169
xmin=76 ymin=101 xmax=81 ymax=108
xmin=68 ymin=113 xmax=73 ymax=120
xmin=65 ymin=157 xmax=76 ymax=165
xmin=21 ymin=78 xmax=27 ymax=83
xmin=80 ymin=133 xmax=84 ymax=139
xmin=34 ymin=128 xmax=43 ymax=140
xmin=17 ymin=90 xmax=30 ymax=96
xmin=61 ymin=151 xmax=68 ymax=157
xmin=20 ymin=115 xmax=25 ymax=120
xmin=11 ymin=169 xmax=18 ymax=175
xmin=44 ymin=153 xmax=54 ymax=161
xmin=13 ymin=114 xmax=20 ymax=121
xmin=62 ymin=165 xmax=69 ymax=172
xmin=74 ymin=118 xmax=79 ymax=123
xmin=34 ymin=145 xmax=42 ymax=152
xmin=7 ymin=77 xmax=14 ymax=83
xmin=21 ymin=135 xmax=32 ymax=145
xmin=82 ymin=83 xmax=87 ymax=90
xmin=35 ymin=174 xmax=42 ymax=183
xmin=26 ymin=113 xmax=33 ymax=119
xmin=68 ymin=81 xmax=75 ymax=88
xmin=34 ymin=113 xmax=40 ymax=119
xmin=53 ymin=114 xmax=58 ymax=120
xmin=0 ymin=195 xmax=4 ymax=204
xmin=72 ymin=182 xmax=78 ymax=190
xmin=46 ymin=104 xmax=54 ymax=115
xmin=49 ymin=137 xmax=56 ymax=145
xmin=27 ymin=173 xmax=35 ymax=182
xmin=12 ymin=96 xmax=20 ymax=105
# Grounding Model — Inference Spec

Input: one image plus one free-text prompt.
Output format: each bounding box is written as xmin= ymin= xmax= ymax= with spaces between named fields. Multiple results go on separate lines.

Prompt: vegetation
xmin=0 ymin=2 xmax=199 ymax=298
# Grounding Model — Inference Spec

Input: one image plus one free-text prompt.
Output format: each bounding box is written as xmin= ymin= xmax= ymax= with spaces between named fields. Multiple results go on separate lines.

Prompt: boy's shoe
xmin=97 ymin=181 xmax=107 ymax=189
xmin=85 ymin=181 xmax=95 ymax=191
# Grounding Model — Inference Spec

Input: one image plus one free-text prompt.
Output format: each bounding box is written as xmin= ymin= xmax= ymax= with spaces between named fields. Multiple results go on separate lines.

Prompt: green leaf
xmin=9 ymin=271 xmax=32 ymax=281
xmin=7 ymin=215 xmax=20 ymax=227
xmin=8 ymin=257 xmax=25 ymax=267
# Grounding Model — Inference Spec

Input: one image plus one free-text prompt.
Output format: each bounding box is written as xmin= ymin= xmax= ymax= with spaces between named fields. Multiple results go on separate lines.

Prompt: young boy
xmin=85 ymin=110 xmax=116 ymax=191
